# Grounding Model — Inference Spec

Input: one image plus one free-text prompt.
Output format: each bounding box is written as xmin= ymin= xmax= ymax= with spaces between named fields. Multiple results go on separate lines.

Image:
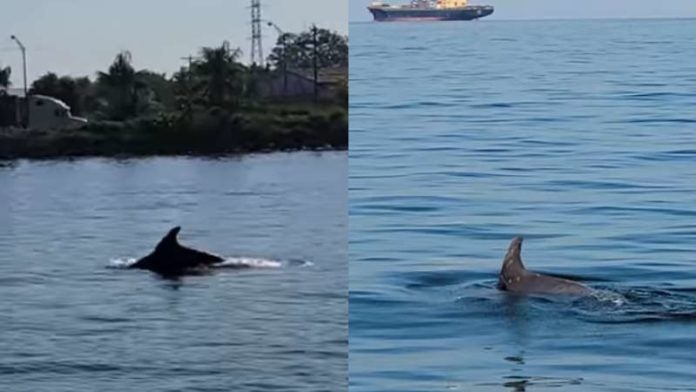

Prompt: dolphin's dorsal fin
xmin=500 ymin=236 xmax=527 ymax=278
xmin=155 ymin=226 xmax=181 ymax=251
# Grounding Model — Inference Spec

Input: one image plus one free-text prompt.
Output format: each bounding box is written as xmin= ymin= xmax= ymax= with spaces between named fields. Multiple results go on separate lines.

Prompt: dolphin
xmin=130 ymin=226 xmax=227 ymax=276
xmin=497 ymin=236 xmax=591 ymax=295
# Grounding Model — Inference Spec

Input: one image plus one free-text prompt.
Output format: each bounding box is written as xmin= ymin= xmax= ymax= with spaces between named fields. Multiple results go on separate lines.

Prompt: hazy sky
xmin=0 ymin=0 xmax=347 ymax=86
xmin=350 ymin=0 xmax=696 ymax=22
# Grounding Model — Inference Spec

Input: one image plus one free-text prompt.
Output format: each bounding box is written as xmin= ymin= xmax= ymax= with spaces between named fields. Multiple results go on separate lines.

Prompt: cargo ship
xmin=368 ymin=0 xmax=494 ymax=22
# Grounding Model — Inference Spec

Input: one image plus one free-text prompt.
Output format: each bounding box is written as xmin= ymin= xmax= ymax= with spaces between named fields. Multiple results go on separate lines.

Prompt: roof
xmin=285 ymin=66 xmax=347 ymax=84
xmin=31 ymin=95 xmax=71 ymax=110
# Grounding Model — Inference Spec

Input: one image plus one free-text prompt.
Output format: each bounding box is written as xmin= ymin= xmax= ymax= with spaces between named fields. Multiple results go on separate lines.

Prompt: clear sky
xmin=350 ymin=0 xmax=696 ymax=22
xmin=0 ymin=0 xmax=347 ymax=86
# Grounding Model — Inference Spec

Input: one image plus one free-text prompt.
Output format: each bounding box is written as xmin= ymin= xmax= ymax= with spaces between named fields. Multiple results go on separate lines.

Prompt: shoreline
xmin=0 ymin=107 xmax=347 ymax=160
xmin=0 ymin=133 xmax=347 ymax=160
xmin=0 ymin=145 xmax=347 ymax=162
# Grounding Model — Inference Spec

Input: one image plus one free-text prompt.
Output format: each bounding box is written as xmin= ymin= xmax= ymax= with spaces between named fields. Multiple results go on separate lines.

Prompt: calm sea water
xmin=350 ymin=19 xmax=696 ymax=392
xmin=0 ymin=152 xmax=347 ymax=392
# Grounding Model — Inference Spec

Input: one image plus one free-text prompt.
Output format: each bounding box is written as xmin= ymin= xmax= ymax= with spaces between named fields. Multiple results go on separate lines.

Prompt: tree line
xmin=1 ymin=27 xmax=347 ymax=122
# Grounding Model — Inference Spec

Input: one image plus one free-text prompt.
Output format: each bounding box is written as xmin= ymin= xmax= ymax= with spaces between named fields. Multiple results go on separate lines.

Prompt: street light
xmin=265 ymin=20 xmax=288 ymax=96
xmin=10 ymin=35 xmax=28 ymax=128
xmin=266 ymin=20 xmax=283 ymax=35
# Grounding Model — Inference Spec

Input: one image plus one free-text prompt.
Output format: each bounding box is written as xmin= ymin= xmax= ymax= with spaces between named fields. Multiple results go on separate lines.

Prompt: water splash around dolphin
xmin=108 ymin=256 xmax=311 ymax=270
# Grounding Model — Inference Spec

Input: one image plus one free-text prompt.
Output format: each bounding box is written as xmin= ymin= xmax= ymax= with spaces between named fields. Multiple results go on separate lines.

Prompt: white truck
xmin=0 ymin=93 xmax=87 ymax=130
xmin=26 ymin=95 xmax=88 ymax=130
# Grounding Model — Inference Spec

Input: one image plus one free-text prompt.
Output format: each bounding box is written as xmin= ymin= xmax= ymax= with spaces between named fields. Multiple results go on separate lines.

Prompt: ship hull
xmin=368 ymin=5 xmax=494 ymax=21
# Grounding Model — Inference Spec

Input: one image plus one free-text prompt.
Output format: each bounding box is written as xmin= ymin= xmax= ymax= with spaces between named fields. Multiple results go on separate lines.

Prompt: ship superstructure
xmin=368 ymin=0 xmax=494 ymax=22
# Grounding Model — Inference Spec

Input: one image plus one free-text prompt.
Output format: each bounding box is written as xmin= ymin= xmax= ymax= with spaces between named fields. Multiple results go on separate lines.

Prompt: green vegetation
xmin=0 ymin=105 xmax=346 ymax=158
xmin=268 ymin=27 xmax=348 ymax=70
xmin=1 ymin=27 xmax=347 ymax=159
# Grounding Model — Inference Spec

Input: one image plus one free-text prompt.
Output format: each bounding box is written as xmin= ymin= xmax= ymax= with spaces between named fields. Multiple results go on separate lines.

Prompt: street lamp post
xmin=266 ymin=21 xmax=287 ymax=97
xmin=10 ymin=35 xmax=28 ymax=128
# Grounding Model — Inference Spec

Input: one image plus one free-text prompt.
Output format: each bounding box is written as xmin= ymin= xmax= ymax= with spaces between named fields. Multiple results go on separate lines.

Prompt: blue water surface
xmin=350 ymin=19 xmax=696 ymax=392
xmin=0 ymin=152 xmax=347 ymax=392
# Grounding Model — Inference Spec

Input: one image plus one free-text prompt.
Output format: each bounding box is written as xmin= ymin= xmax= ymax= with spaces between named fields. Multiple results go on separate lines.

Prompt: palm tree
xmin=193 ymin=41 xmax=245 ymax=109
xmin=96 ymin=51 xmax=139 ymax=120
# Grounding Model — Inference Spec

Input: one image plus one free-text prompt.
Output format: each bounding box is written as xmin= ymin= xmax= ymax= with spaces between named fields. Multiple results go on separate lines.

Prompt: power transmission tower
xmin=250 ymin=0 xmax=264 ymax=67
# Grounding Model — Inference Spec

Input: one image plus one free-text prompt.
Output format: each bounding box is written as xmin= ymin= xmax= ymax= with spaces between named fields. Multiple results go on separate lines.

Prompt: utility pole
xmin=10 ymin=35 xmax=28 ymax=128
xmin=179 ymin=55 xmax=195 ymax=122
xmin=267 ymin=21 xmax=287 ymax=96
xmin=180 ymin=55 xmax=194 ymax=83
xmin=250 ymin=0 xmax=264 ymax=67
xmin=181 ymin=55 xmax=193 ymax=70
xmin=312 ymin=24 xmax=318 ymax=102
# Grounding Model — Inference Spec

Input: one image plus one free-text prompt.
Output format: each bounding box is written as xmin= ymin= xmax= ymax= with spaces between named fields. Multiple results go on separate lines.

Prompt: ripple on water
xmin=108 ymin=257 xmax=309 ymax=270
xmin=0 ymin=152 xmax=346 ymax=392
xmin=351 ymin=19 xmax=696 ymax=391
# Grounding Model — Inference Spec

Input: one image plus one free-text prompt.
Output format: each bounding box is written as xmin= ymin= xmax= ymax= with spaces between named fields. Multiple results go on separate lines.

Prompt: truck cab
xmin=28 ymin=95 xmax=87 ymax=130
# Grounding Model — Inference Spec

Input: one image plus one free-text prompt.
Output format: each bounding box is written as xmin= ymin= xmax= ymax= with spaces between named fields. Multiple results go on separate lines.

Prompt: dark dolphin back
xmin=155 ymin=226 xmax=182 ymax=251
xmin=130 ymin=226 xmax=223 ymax=274
xmin=177 ymin=245 xmax=224 ymax=267
xmin=501 ymin=236 xmax=526 ymax=276
xmin=498 ymin=236 xmax=527 ymax=289
xmin=496 ymin=236 xmax=591 ymax=295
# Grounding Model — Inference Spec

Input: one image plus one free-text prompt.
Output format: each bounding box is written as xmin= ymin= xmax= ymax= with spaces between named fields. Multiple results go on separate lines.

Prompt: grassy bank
xmin=0 ymin=104 xmax=347 ymax=159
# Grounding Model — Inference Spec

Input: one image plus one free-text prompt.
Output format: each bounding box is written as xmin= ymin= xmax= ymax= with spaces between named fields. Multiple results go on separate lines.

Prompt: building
xmin=0 ymin=88 xmax=24 ymax=127
xmin=258 ymin=66 xmax=347 ymax=101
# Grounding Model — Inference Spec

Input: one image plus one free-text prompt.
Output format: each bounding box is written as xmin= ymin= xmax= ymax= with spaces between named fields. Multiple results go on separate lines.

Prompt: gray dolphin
xmin=130 ymin=226 xmax=229 ymax=276
xmin=497 ymin=236 xmax=591 ymax=295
